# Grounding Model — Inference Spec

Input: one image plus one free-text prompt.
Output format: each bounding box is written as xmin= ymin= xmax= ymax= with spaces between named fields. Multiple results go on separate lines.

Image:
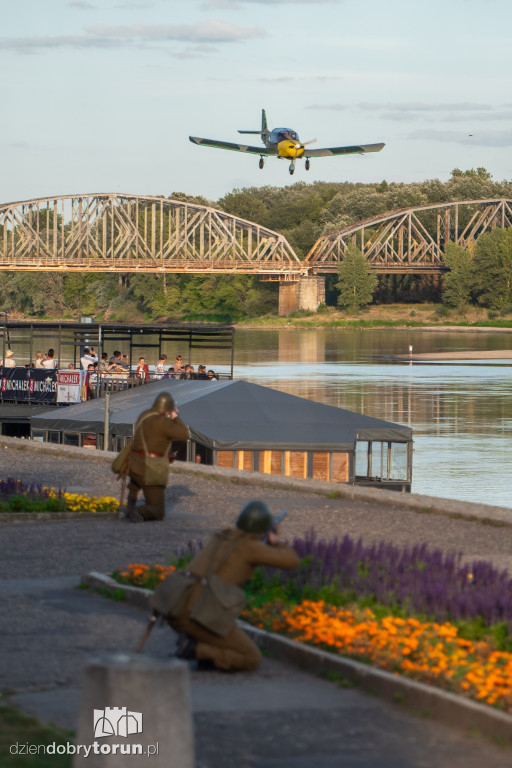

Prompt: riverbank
xmin=236 ymin=304 xmax=512 ymax=330
xmin=6 ymin=303 xmax=512 ymax=331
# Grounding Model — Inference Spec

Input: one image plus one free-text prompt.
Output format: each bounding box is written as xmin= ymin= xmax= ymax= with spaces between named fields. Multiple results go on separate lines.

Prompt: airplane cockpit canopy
xmin=271 ymin=128 xmax=300 ymax=143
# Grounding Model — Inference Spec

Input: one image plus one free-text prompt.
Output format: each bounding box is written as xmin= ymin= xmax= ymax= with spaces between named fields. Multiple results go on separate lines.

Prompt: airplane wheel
xmin=259 ymin=158 xmax=264 ymax=169
xmin=305 ymin=159 xmax=310 ymax=171
xmin=289 ymin=168 xmax=295 ymax=175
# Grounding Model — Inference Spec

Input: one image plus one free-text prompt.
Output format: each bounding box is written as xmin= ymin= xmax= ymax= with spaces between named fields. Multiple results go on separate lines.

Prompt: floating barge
xmin=30 ymin=379 xmax=413 ymax=492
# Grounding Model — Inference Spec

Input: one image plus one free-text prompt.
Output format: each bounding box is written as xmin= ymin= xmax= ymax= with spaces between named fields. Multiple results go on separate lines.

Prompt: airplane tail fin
xmin=261 ymin=109 xmax=268 ymax=135
xmin=238 ymin=109 xmax=269 ymax=136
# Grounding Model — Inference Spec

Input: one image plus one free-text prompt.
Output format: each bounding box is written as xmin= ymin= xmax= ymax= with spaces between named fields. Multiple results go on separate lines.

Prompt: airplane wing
xmin=304 ymin=142 xmax=385 ymax=158
xmin=189 ymin=136 xmax=276 ymax=156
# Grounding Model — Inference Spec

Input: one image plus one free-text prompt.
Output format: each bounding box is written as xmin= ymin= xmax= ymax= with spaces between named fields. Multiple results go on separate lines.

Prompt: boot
xmin=119 ymin=497 xmax=137 ymax=519
xmin=174 ymin=634 xmax=197 ymax=660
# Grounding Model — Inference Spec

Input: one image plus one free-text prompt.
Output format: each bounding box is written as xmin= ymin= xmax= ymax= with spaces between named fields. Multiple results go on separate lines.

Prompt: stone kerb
xmin=0 ymin=510 xmax=119 ymax=523
xmin=2 ymin=435 xmax=512 ymax=528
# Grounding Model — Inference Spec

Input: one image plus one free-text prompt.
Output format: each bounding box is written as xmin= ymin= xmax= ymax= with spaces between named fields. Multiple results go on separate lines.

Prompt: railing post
xmin=104 ymin=393 xmax=110 ymax=451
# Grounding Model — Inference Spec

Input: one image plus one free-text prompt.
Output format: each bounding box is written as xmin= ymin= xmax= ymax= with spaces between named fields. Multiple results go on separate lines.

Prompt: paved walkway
xmin=1 ymin=440 xmax=512 ymax=767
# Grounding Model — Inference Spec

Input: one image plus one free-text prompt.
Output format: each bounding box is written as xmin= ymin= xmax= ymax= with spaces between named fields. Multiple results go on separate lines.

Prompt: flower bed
xmin=111 ymin=532 xmax=512 ymax=712
xmin=0 ymin=478 xmax=119 ymax=515
xmin=243 ymin=600 xmax=512 ymax=709
xmin=113 ymin=563 xmax=176 ymax=591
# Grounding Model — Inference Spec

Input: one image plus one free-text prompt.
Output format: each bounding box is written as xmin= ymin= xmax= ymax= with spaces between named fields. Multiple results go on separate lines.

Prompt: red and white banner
xmin=57 ymin=370 xmax=86 ymax=403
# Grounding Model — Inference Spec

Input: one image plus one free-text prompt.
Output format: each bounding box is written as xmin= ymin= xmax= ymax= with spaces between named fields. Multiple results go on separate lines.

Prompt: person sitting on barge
xmin=3 ymin=349 xmax=15 ymax=367
xmin=42 ymin=349 xmax=56 ymax=369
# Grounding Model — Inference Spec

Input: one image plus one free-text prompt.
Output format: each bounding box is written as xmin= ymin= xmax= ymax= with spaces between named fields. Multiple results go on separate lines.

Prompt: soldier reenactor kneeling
xmin=146 ymin=501 xmax=299 ymax=672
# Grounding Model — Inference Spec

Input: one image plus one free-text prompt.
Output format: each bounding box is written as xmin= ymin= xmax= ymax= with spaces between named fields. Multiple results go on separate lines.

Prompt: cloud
xmin=0 ymin=19 xmax=266 ymax=54
xmin=87 ymin=20 xmax=266 ymax=43
xmin=230 ymin=0 xmax=342 ymax=3
xmin=260 ymin=74 xmax=344 ymax=84
xmin=0 ymin=34 xmax=128 ymax=53
xmin=169 ymin=44 xmax=219 ymax=59
xmin=310 ymin=101 xmax=496 ymax=113
xmin=309 ymin=101 xmax=512 ymax=124
xmin=67 ymin=1 xmax=96 ymax=8
xmin=408 ymin=129 xmax=512 ymax=147
xmin=199 ymin=0 xmax=242 ymax=8
xmin=200 ymin=0 xmax=340 ymax=6
xmin=114 ymin=2 xmax=157 ymax=7
xmin=362 ymin=102 xmax=494 ymax=113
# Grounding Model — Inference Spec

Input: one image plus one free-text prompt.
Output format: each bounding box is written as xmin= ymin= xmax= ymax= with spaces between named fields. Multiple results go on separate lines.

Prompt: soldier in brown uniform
xmin=169 ymin=501 xmax=300 ymax=672
xmin=126 ymin=392 xmax=190 ymax=523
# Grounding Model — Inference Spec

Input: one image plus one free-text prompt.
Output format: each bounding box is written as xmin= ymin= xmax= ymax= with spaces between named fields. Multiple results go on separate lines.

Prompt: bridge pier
xmin=278 ymin=276 xmax=325 ymax=316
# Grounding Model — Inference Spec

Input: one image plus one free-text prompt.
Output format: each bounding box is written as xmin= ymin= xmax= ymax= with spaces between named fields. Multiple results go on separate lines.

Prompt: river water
xmin=232 ymin=329 xmax=512 ymax=509
xmin=4 ymin=326 xmax=512 ymax=508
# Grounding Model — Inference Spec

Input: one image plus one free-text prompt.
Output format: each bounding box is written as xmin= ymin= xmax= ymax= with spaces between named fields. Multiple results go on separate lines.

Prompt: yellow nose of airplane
xmin=278 ymin=139 xmax=305 ymax=159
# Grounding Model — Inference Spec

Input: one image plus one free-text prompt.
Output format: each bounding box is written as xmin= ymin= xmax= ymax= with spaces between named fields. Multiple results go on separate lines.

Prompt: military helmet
xmin=236 ymin=500 xmax=273 ymax=534
xmin=153 ymin=392 xmax=175 ymax=413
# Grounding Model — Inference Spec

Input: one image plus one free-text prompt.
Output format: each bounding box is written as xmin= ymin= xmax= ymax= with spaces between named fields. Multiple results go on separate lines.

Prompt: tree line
xmin=1 ymin=167 xmax=512 ymax=321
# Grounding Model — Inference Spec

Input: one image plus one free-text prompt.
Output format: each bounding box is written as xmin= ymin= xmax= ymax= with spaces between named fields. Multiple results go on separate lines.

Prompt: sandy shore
xmin=395 ymin=349 xmax=512 ymax=360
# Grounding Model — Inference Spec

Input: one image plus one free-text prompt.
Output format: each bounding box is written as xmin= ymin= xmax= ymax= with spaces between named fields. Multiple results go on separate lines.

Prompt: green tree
xmin=336 ymin=245 xmax=378 ymax=311
xmin=441 ymin=242 xmax=474 ymax=309
xmin=472 ymin=228 xmax=512 ymax=309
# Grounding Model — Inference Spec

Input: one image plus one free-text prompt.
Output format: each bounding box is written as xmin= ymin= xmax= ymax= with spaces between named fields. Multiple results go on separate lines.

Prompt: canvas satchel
xmin=189 ymin=536 xmax=246 ymax=637
xmin=138 ymin=413 xmax=172 ymax=486
xmin=111 ymin=442 xmax=132 ymax=476
xmin=190 ymin=573 xmax=246 ymax=637
xmin=150 ymin=570 xmax=197 ymax=619
xmin=143 ymin=454 xmax=170 ymax=486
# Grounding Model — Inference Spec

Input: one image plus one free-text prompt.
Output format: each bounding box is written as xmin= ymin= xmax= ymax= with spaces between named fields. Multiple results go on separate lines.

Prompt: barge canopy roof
xmin=31 ymin=380 xmax=412 ymax=451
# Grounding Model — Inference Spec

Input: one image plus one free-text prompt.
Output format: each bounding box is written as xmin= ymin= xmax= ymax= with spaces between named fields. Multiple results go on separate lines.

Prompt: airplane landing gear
xmin=289 ymin=161 xmax=295 ymax=175
xmin=259 ymin=157 xmax=265 ymax=169
xmin=305 ymin=158 xmax=310 ymax=171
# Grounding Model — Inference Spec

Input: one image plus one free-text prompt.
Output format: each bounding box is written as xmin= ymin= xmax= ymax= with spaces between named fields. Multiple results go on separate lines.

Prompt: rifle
xmin=264 ymin=509 xmax=288 ymax=543
xmin=135 ymin=611 xmax=159 ymax=653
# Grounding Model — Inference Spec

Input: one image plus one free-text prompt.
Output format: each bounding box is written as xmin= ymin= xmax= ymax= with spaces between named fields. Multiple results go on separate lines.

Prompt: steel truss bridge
xmin=0 ymin=193 xmax=303 ymax=275
xmin=1 ymin=195 xmax=512 ymax=276
xmin=305 ymin=199 xmax=512 ymax=274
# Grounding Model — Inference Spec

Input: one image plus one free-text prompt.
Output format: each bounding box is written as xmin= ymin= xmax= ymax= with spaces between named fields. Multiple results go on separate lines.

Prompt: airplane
xmin=189 ymin=109 xmax=385 ymax=175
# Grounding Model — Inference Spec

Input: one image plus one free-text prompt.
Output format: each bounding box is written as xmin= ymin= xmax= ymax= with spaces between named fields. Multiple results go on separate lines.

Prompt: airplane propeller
xmin=290 ymin=139 xmax=317 ymax=156
xmin=288 ymin=138 xmax=316 ymax=150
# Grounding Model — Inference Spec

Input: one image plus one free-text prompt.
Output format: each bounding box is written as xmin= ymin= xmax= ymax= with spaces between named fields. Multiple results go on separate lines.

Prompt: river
xmin=231 ymin=329 xmax=512 ymax=509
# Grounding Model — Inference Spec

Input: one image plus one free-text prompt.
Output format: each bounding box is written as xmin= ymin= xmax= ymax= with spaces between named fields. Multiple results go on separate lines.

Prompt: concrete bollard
xmin=73 ymin=653 xmax=194 ymax=768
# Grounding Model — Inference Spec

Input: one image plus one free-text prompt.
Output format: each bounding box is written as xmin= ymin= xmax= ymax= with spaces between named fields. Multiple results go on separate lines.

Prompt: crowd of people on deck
xmin=2 ymin=347 xmax=220 ymax=404
xmin=1 ymin=346 xmax=220 ymax=383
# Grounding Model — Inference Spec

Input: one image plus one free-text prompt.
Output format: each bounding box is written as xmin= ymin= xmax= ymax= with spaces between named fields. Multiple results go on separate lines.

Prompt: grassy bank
xmin=0 ymin=704 xmax=73 ymax=767
xmin=8 ymin=303 xmax=512 ymax=331
xmin=235 ymin=304 xmax=512 ymax=330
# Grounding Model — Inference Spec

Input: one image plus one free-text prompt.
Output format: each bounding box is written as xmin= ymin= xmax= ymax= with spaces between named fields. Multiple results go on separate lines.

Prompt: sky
xmin=2 ymin=0 xmax=512 ymax=204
